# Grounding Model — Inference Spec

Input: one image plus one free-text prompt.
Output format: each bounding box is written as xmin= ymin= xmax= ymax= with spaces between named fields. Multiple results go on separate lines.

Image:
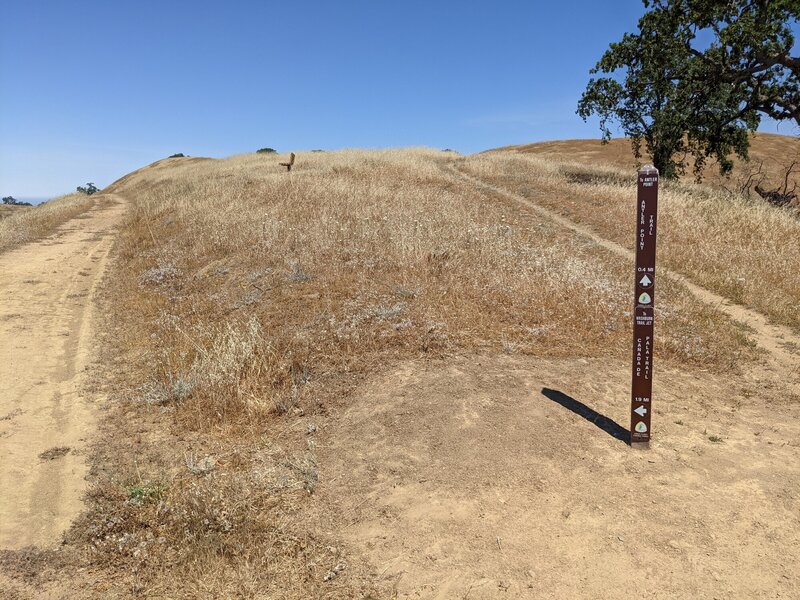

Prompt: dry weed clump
xmin=70 ymin=148 xmax=757 ymax=597
xmin=0 ymin=193 xmax=95 ymax=253
xmin=67 ymin=454 xmax=359 ymax=598
xmin=460 ymin=152 xmax=800 ymax=331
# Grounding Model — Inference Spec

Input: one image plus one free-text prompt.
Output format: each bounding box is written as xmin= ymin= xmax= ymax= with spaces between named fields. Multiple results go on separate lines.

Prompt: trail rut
xmin=449 ymin=165 xmax=800 ymax=387
xmin=0 ymin=196 xmax=126 ymax=549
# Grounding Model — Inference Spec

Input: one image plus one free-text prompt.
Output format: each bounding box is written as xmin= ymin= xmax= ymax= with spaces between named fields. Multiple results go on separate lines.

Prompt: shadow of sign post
xmin=541 ymin=388 xmax=630 ymax=444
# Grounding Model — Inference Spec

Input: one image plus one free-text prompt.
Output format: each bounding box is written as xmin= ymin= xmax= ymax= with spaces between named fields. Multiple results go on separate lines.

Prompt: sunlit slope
xmin=490 ymin=132 xmax=800 ymax=190
xmin=472 ymin=140 xmax=800 ymax=331
xmin=0 ymin=205 xmax=28 ymax=221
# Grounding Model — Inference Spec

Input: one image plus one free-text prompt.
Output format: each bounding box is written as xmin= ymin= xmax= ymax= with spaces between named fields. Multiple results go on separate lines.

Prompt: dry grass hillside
xmin=0 ymin=194 xmax=95 ymax=253
xmin=475 ymin=140 xmax=800 ymax=331
xmin=2 ymin=148 xmax=799 ymax=599
xmin=495 ymin=132 xmax=800 ymax=195
xmin=0 ymin=205 xmax=30 ymax=221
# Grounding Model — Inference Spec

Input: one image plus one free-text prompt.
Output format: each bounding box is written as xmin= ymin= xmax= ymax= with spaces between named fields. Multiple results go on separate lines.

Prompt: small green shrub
xmin=76 ymin=183 xmax=99 ymax=195
xmin=256 ymin=147 xmax=276 ymax=154
xmin=169 ymin=153 xmax=186 ymax=158
xmin=127 ymin=481 xmax=168 ymax=504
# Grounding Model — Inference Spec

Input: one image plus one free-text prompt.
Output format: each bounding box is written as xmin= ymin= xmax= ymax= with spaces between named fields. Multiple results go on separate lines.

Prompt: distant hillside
xmin=0 ymin=205 xmax=31 ymax=221
xmin=489 ymin=132 xmax=799 ymax=192
xmin=104 ymin=155 xmax=212 ymax=194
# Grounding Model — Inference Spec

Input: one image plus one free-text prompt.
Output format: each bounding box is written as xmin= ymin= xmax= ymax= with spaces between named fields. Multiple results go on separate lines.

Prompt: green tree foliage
xmin=77 ymin=183 xmax=99 ymax=195
xmin=577 ymin=0 xmax=800 ymax=179
xmin=2 ymin=196 xmax=31 ymax=205
xmin=256 ymin=147 xmax=276 ymax=154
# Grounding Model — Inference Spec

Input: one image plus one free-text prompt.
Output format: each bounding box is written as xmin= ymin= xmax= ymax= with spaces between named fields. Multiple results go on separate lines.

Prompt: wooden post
xmin=279 ymin=152 xmax=296 ymax=172
xmin=630 ymin=165 xmax=658 ymax=448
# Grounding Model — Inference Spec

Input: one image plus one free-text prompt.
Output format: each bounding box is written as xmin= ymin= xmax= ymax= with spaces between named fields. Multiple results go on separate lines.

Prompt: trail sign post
xmin=630 ymin=165 xmax=658 ymax=448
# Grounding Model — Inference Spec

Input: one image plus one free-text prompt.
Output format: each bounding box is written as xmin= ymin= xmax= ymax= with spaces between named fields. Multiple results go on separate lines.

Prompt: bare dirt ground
xmin=0 ymin=196 xmax=126 ymax=549
xmin=320 ymin=355 xmax=800 ymax=599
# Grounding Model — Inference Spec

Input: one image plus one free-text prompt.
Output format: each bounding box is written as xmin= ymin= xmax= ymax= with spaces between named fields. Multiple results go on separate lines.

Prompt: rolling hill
xmin=0 ymin=204 xmax=30 ymax=220
xmin=490 ymin=131 xmax=800 ymax=197
xmin=2 ymin=146 xmax=799 ymax=599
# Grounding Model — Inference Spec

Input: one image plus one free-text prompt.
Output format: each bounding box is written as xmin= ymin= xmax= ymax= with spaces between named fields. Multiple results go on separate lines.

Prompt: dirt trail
xmin=449 ymin=165 xmax=800 ymax=386
xmin=0 ymin=196 xmax=126 ymax=549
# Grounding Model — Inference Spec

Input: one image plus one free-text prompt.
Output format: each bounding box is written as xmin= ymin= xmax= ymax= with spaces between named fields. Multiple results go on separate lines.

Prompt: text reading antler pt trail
xmin=631 ymin=165 xmax=658 ymax=448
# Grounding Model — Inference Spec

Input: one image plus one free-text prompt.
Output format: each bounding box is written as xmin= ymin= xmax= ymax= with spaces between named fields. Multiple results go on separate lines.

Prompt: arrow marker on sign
xmin=639 ymin=274 xmax=652 ymax=286
xmin=634 ymin=405 xmax=648 ymax=417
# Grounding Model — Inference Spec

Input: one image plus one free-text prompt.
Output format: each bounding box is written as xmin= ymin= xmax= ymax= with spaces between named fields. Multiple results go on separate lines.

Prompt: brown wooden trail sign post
xmin=279 ymin=152 xmax=296 ymax=172
xmin=630 ymin=165 xmax=658 ymax=449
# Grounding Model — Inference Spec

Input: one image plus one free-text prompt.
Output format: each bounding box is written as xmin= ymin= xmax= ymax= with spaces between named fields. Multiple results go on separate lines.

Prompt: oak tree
xmin=577 ymin=0 xmax=800 ymax=179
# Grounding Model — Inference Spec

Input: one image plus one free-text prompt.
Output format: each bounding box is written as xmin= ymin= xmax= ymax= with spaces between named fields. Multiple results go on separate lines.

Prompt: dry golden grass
xmin=0 ymin=193 xmax=95 ymax=253
xmin=0 ymin=205 xmax=31 ymax=221
xmin=495 ymin=132 xmax=800 ymax=193
xmin=46 ymin=148 xmax=764 ymax=598
xmin=460 ymin=152 xmax=800 ymax=331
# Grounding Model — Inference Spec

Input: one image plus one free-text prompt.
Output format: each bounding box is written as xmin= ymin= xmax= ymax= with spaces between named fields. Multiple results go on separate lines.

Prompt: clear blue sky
xmin=1 ymin=0 xmax=797 ymax=198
